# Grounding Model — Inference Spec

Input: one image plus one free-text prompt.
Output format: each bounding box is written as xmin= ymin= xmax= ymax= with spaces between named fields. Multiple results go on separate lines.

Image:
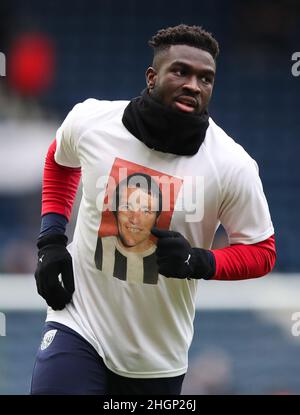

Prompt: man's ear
xmin=145 ymin=67 xmax=157 ymax=91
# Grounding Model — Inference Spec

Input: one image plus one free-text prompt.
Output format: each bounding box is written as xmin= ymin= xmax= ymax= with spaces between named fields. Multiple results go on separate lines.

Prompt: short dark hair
xmin=112 ymin=172 xmax=162 ymax=217
xmin=148 ymin=24 xmax=219 ymax=62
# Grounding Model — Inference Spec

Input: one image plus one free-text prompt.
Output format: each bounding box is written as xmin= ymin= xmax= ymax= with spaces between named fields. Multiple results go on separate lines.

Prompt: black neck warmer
xmin=122 ymin=89 xmax=209 ymax=156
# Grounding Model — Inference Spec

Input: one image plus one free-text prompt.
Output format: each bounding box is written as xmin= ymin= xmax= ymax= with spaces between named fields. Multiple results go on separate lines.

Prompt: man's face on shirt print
xmin=116 ymin=187 xmax=159 ymax=253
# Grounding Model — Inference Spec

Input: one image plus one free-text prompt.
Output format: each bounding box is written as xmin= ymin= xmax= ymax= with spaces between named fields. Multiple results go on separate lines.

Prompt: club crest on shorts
xmin=40 ymin=329 xmax=57 ymax=350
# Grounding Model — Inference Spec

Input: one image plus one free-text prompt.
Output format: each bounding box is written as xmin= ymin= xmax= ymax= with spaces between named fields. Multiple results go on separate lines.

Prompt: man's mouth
xmin=126 ymin=226 xmax=142 ymax=233
xmin=174 ymin=96 xmax=198 ymax=113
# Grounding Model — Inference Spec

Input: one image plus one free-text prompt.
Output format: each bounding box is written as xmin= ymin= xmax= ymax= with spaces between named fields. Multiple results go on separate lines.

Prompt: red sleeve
xmin=41 ymin=139 xmax=81 ymax=220
xmin=212 ymin=234 xmax=276 ymax=280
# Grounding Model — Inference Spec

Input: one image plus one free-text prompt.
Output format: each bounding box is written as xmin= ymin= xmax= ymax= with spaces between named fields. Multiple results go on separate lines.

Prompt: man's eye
xmin=201 ymin=76 xmax=211 ymax=84
xmin=173 ymin=69 xmax=186 ymax=76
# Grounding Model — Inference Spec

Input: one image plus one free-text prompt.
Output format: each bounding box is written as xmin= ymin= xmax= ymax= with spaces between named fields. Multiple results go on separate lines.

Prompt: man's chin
xmin=118 ymin=238 xmax=136 ymax=248
xmin=117 ymin=236 xmax=154 ymax=252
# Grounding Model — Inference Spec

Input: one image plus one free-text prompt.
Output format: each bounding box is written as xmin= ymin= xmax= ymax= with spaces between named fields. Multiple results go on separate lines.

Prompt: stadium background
xmin=0 ymin=0 xmax=299 ymax=394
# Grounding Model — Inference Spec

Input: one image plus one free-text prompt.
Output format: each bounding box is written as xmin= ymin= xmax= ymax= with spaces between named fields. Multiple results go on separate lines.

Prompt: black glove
xmin=151 ymin=227 xmax=215 ymax=280
xmin=34 ymin=234 xmax=75 ymax=310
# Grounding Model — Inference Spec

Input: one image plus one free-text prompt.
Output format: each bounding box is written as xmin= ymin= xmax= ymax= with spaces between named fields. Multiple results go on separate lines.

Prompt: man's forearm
xmin=212 ymin=234 xmax=276 ymax=280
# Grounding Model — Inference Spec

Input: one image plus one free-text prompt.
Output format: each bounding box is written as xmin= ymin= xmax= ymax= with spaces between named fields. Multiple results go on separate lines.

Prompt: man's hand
xmin=151 ymin=227 xmax=215 ymax=280
xmin=34 ymin=234 xmax=75 ymax=310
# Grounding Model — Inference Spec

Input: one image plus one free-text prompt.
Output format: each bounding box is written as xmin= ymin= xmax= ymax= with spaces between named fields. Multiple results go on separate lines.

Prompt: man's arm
xmin=34 ymin=138 xmax=81 ymax=309
xmin=151 ymin=228 xmax=276 ymax=280
xmin=212 ymin=234 xmax=276 ymax=280
xmin=41 ymin=139 xmax=81 ymax=223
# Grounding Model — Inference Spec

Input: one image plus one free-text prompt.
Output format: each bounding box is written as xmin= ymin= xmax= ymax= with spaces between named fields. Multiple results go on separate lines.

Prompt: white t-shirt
xmin=47 ymin=98 xmax=274 ymax=378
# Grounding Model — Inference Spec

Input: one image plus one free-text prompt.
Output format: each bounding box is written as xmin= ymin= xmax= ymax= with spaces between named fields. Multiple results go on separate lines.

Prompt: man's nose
xmin=128 ymin=210 xmax=140 ymax=223
xmin=183 ymin=75 xmax=201 ymax=94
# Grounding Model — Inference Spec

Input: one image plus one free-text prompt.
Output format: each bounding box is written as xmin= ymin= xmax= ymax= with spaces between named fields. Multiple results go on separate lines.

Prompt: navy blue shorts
xmin=30 ymin=322 xmax=185 ymax=395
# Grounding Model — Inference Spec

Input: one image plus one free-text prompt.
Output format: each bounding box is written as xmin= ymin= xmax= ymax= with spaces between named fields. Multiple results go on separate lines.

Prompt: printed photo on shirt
xmin=94 ymin=158 xmax=183 ymax=285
